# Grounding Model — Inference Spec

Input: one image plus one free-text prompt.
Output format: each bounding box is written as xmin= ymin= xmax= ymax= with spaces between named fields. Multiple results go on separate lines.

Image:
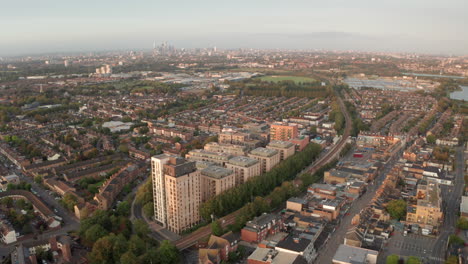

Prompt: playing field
xmin=257 ymin=75 xmax=316 ymax=83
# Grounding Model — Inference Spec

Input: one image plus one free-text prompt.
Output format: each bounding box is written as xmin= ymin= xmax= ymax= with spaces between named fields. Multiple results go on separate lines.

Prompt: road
xmin=313 ymin=147 xmax=404 ymax=263
xmin=428 ymin=146 xmax=465 ymax=263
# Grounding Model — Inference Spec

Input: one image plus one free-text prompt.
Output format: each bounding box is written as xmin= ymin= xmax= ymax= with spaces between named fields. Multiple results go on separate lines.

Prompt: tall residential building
xmin=248 ymin=147 xmax=280 ymax=173
xmin=270 ymin=122 xmax=298 ymax=141
xmin=406 ymin=179 xmax=443 ymax=230
xmin=266 ymin=140 xmax=295 ymax=161
xmin=200 ymin=166 xmax=236 ymax=202
xmin=226 ymin=156 xmax=261 ymax=185
xmin=151 ymin=154 xmax=175 ymax=227
xmin=164 ymin=157 xmax=201 ymax=234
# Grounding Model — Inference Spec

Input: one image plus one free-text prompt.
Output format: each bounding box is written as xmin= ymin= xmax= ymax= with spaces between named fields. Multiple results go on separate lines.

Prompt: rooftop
xmin=332 ymin=244 xmax=378 ymax=264
xmin=201 ymin=166 xmax=234 ymax=179
xmin=250 ymin=147 xmax=278 ymax=158
xmin=228 ymin=156 xmax=259 ymax=167
xmin=268 ymin=140 xmax=295 ymax=149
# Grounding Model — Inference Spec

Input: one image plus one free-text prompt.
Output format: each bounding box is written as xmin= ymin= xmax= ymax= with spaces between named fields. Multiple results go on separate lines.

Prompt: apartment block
xmin=248 ymin=147 xmax=280 ymax=173
xmin=200 ymin=166 xmax=236 ymax=202
xmin=226 ymin=156 xmax=261 ymax=185
xmin=151 ymin=154 xmax=176 ymax=227
xmin=406 ymin=179 xmax=443 ymax=230
xmin=266 ymin=140 xmax=295 ymax=161
xmin=270 ymin=122 xmax=298 ymax=141
xmin=164 ymin=157 xmax=201 ymax=234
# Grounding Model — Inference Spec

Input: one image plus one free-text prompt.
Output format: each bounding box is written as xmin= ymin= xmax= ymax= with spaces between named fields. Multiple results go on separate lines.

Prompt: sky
xmin=1 ymin=0 xmax=467 ymax=56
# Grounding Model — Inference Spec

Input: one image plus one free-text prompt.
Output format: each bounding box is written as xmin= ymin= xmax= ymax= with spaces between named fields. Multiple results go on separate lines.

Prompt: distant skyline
xmin=1 ymin=0 xmax=467 ymax=56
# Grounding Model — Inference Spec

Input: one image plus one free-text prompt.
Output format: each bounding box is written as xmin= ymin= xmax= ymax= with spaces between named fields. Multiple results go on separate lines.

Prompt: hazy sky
xmin=1 ymin=0 xmax=467 ymax=56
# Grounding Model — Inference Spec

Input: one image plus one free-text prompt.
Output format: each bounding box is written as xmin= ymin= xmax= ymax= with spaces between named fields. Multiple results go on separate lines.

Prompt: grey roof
xmin=268 ymin=140 xmax=294 ymax=149
xmin=201 ymin=166 xmax=234 ymax=179
xmin=461 ymin=196 xmax=468 ymax=214
xmin=250 ymin=147 xmax=278 ymax=157
xmin=276 ymin=236 xmax=312 ymax=253
xmin=332 ymin=244 xmax=378 ymax=264
xmin=228 ymin=156 xmax=259 ymax=167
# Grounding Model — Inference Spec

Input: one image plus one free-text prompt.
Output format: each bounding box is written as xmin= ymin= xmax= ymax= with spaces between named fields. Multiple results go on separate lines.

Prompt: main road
xmin=428 ymin=146 xmax=465 ymax=263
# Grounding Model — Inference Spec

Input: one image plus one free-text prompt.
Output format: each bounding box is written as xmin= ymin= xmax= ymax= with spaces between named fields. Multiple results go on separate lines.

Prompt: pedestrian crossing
xmin=428 ymin=256 xmax=445 ymax=262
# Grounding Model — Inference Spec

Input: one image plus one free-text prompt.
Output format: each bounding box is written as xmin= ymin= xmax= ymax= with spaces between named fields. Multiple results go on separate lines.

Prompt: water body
xmin=450 ymin=86 xmax=468 ymax=101
xmin=403 ymin=72 xmax=466 ymax=79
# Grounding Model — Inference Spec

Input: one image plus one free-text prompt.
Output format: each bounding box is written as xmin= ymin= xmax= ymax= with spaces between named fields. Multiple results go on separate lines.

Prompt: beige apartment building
xmin=226 ymin=156 xmax=261 ymax=185
xmin=248 ymin=147 xmax=280 ymax=173
xmin=270 ymin=122 xmax=298 ymax=141
xmin=164 ymin=158 xmax=201 ymax=233
xmin=204 ymin=142 xmax=248 ymax=156
xmin=151 ymin=154 xmax=176 ymax=227
xmin=406 ymin=179 xmax=443 ymax=230
xmin=200 ymin=166 xmax=236 ymax=202
xmin=266 ymin=140 xmax=295 ymax=161
xmin=164 ymin=157 xmax=201 ymax=234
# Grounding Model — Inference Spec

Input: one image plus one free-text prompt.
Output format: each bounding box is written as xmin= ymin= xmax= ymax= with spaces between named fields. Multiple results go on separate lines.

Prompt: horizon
xmin=2 ymin=0 xmax=468 ymax=57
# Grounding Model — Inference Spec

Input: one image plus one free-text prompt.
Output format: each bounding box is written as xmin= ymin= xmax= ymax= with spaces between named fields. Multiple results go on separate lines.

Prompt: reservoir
xmin=450 ymin=86 xmax=468 ymax=101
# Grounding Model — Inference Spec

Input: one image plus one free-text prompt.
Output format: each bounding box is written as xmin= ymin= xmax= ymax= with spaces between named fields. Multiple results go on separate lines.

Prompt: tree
xmin=61 ymin=193 xmax=78 ymax=211
xmin=457 ymin=217 xmax=468 ymax=230
xmin=211 ymin=220 xmax=224 ymax=236
xmin=142 ymin=202 xmax=154 ymax=218
xmin=128 ymin=235 xmax=146 ymax=256
xmin=157 ymin=240 xmax=180 ymax=264
xmin=445 ymin=256 xmax=458 ymax=264
xmin=386 ymin=255 xmax=399 ymax=264
xmin=385 ymin=199 xmax=407 ymax=220
xmin=119 ymin=144 xmax=129 ymax=153
xmin=89 ymin=234 xmax=116 ymax=264
xmin=426 ymin=134 xmax=436 ymax=144
xmin=407 ymin=256 xmax=421 ymax=264
xmin=122 ymin=116 xmax=133 ymax=123
xmin=112 ymin=234 xmax=129 ymax=261
xmin=449 ymin=234 xmax=464 ymax=246
xmin=134 ymin=219 xmax=150 ymax=238
xmin=116 ymin=201 xmax=131 ymax=217
xmin=85 ymin=224 xmax=109 ymax=244
xmin=120 ymin=251 xmax=138 ymax=264
xmin=34 ymin=175 xmax=43 ymax=184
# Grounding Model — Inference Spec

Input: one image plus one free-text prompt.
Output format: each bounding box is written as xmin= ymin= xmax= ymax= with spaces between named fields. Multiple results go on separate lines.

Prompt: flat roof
xmin=201 ymin=166 xmax=233 ymax=179
xmin=461 ymin=196 xmax=468 ymax=214
xmin=248 ymin=248 xmax=299 ymax=264
xmin=268 ymin=140 xmax=295 ymax=149
xmin=332 ymin=244 xmax=378 ymax=264
xmin=228 ymin=156 xmax=259 ymax=167
xmin=250 ymin=147 xmax=278 ymax=158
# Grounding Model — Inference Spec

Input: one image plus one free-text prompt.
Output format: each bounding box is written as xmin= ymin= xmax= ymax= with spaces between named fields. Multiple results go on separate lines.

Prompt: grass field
xmin=257 ymin=75 xmax=316 ymax=83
